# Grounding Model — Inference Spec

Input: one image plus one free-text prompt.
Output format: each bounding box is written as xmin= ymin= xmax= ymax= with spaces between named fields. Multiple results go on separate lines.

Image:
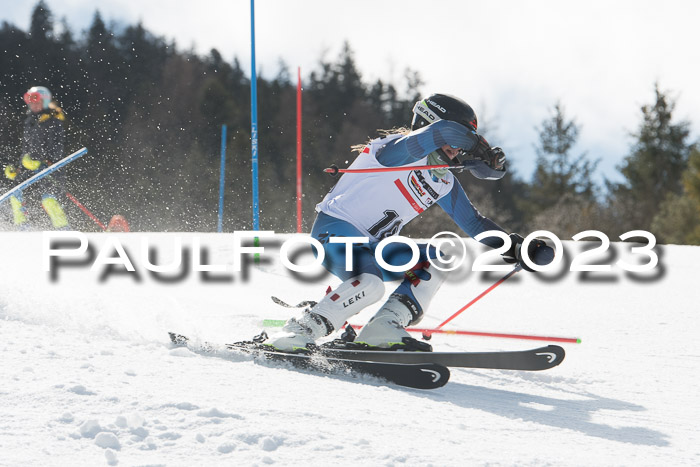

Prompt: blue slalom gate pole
xmin=250 ymin=0 xmax=259 ymax=232
xmin=0 ymin=147 xmax=88 ymax=204
xmin=217 ymin=124 xmax=227 ymax=232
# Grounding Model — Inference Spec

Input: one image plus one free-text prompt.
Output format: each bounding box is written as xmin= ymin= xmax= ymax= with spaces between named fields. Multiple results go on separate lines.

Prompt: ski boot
xmin=263 ymin=311 xmax=332 ymax=353
xmin=355 ymin=293 xmax=432 ymax=351
xmin=264 ymin=273 xmax=385 ymax=352
xmin=42 ymin=195 xmax=69 ymax=229
xmin=355 ymin=261 xmax=448 ymax=351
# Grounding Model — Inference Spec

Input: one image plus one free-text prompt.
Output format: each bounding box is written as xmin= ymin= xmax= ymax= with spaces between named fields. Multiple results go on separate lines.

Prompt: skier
xmin=3 ymin=86 xmax=69 ymax=230
xmin=264 ymin=93 xmax=553 ymax=352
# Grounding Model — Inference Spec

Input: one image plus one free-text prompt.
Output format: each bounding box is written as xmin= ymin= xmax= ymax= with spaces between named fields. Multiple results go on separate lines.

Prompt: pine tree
xmin=29 ymin=0 xmax=53 ymax=41
xmin=683 ymin=147 xmax=700 ymax=243
xmin=25 ymin=1 xmax=59 ymax=86
xmin=610 ymin=84 xmax=692 ymax=232
xmin=525 ymin=103 xmax=599 ymax=236
xmin=651 ymin=147 xmax=700 ymax=244
xmin=533 ymin=103 xmax=597 ymax=202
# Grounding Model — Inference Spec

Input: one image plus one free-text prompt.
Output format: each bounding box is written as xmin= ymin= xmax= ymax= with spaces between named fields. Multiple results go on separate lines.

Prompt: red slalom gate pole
xmin=423 ymin=265 xmax=522 ymax=340
xmin=66 ymin=192 xmax=107 ymax=231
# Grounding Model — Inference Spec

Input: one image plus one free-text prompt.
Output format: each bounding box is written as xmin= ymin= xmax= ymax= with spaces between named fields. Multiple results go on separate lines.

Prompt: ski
xmin=316 ymin=344 xmax=565 ymax=371
xmin=252 ymin=319 xmax=565 ymax=371
xmin=168 ymin=333 xmax=450 ymax=390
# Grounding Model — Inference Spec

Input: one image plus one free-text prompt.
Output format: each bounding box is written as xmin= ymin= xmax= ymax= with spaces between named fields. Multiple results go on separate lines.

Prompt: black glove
xmin=502 ymin=233 xmax=551 ymax=272
xmin=471 ymin=135 xmax=506 ymax=170
xmin=487 ymin=147 xmax=506 ymax=170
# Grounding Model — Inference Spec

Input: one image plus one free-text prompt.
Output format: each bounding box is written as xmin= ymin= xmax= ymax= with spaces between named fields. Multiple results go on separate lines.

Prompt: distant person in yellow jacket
xmin=4 ymin=86 xmax=69 ymax=229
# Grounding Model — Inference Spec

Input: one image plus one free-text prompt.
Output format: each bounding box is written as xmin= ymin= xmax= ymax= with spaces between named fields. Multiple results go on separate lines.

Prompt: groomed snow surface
xmin=1 ymin=232 xmax=698 ymax=466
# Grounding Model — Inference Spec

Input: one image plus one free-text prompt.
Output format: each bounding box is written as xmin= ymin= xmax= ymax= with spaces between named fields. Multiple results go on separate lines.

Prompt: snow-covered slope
xmin=1 ymin=232 xmax=698 ymax=466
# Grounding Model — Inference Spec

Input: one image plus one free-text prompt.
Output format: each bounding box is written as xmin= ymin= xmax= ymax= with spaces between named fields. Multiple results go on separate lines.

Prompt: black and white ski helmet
xmin=411 ymin=93 xmax=478 ymax=132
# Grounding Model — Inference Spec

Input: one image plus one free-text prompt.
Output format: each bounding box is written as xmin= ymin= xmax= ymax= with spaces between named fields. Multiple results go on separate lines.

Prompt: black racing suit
xmin=20 ymin=106 xmax=66 ymax=196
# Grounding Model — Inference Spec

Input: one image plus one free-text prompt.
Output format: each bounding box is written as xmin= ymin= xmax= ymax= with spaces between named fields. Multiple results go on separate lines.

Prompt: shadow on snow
xmin=430 ymin=378 xmax=669 ymax=447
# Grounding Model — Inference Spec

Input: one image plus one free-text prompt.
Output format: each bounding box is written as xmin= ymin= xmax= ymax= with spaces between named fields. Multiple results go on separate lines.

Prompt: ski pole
xmin=0 ymin=147 xmax=88 ymax=204
xmin=66 ymin=192 xmax=107 ymax=230
xmin=324 ymin=160 xmax=480 ymax=176
xmin=423 ymin=265 xmax=522 ymax=340
xmin=407 ymin=327 xmax=579 ymax=344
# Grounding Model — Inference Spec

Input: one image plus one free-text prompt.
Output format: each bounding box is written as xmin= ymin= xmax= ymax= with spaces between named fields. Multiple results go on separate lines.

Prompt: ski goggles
xmin=448 ymin=144 xmax=468 ymax=160
xmin=23 ymin=92 xmax=44 ymax=104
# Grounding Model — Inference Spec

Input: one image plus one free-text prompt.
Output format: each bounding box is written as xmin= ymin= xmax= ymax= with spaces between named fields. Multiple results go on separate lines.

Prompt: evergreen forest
xmin=1 ymin=2 xmax=698 ymax=244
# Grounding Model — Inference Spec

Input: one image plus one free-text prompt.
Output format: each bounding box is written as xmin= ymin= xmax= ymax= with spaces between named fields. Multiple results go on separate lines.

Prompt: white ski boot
xmin=263 ymin=311 xmax=332 ymax=353
xmin=264 ymin=273 xmax=385 ymax=352
xmin=354 ymin=293 xmax=428 ymax=350
xmin=355 ymin=262 xmax=448 ymax=350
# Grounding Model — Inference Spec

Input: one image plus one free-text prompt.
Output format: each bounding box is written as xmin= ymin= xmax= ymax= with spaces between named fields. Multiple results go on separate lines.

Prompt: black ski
xmin=266 ymin=296 xmax=564 ymax=371
xmin=168 ymin=333 xmax=449 ymax=390
xmin=316 ymin=344 xmax=565 ymax=371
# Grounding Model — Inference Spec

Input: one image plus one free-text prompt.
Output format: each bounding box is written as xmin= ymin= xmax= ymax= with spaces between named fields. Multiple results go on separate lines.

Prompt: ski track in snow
xmin=1 ymin=232 xmax=699 ymax=466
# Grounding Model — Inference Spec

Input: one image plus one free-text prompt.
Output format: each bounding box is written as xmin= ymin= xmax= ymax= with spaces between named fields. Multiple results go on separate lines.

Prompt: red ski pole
xmin=66 ymin=192 xmax=107 ymax=231
xmin=407 ymin=327 xmax=580 ymax=344
xmin=423 ymin=265 xmax=522 ymax=340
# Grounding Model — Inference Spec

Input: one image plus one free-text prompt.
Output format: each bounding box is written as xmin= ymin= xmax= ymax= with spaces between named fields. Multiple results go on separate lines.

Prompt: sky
xmin=3 ymin=0 xmax=699 ymax=185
